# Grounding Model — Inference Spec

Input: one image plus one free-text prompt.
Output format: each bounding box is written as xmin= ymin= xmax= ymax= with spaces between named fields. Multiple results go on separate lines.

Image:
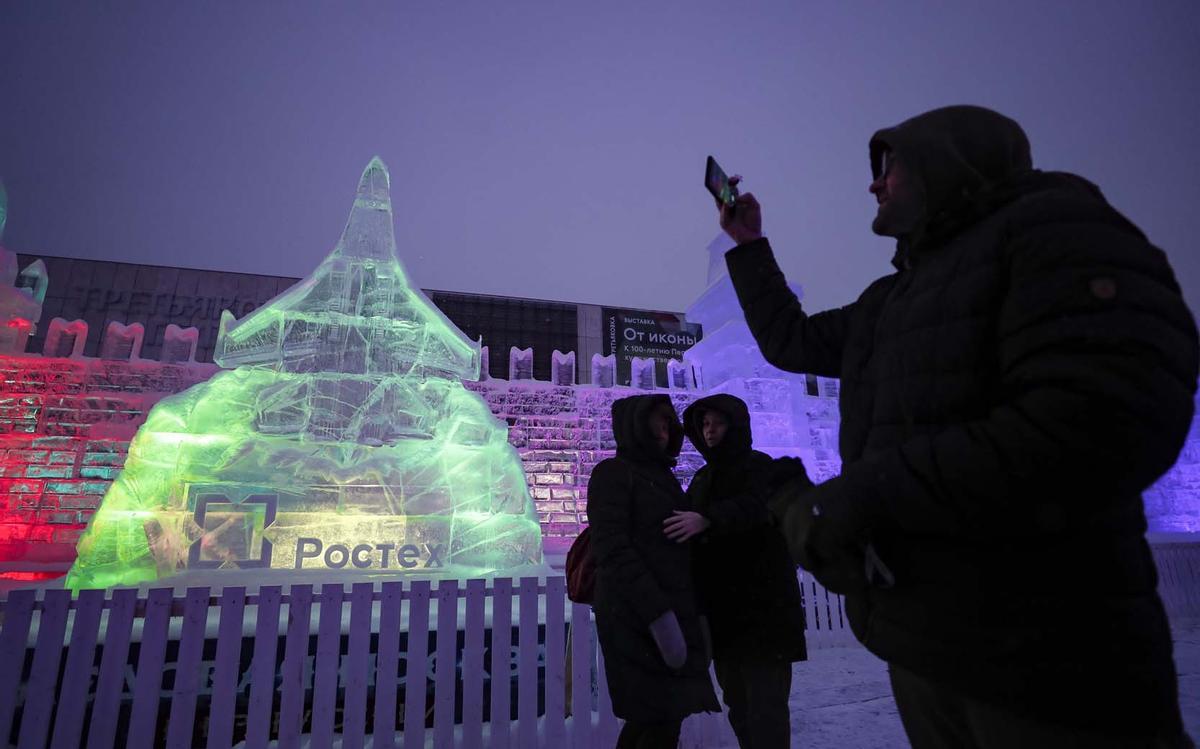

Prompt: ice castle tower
xmin=65 ymin=158 xmax=543 ymax=590
xmin=683 ymin=233 xmax=842 ymax=482
xmin=0 ymin=180 xmax=49 ymax=354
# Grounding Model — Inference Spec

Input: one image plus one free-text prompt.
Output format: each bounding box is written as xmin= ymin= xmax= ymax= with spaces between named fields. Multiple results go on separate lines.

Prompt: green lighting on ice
xmin=64 ymin=158 xmax=543 ymax=591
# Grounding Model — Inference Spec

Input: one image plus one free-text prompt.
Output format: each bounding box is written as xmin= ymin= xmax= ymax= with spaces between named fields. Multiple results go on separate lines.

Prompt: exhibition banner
xmin=601 ymin=309 xmax=701 ymax=387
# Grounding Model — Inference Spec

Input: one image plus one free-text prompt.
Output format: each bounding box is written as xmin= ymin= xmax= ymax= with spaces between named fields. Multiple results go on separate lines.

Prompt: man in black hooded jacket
xmin=717 ymin=105 xmax=1198 ymax=746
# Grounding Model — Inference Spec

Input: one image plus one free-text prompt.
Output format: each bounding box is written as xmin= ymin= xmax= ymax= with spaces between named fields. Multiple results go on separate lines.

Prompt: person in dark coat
xmin=661 ymin=393 xmax=807 ymax=749
xmin=588 ymin=394 xmax=720 ymax=748
xmin=716 ymin=105 xmax=1199 ymax=747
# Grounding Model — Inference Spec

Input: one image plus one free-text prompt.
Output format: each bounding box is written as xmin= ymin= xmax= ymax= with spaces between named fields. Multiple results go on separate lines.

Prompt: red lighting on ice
xmin=0 ymin=353 xmax=217 ymax=569
xmin=0 ymin=571 xmax=64 ymax=582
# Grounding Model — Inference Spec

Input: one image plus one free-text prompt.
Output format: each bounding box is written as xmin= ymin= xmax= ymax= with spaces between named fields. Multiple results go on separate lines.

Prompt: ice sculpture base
xmin=65 ymin=363 xmax=545 ymax=591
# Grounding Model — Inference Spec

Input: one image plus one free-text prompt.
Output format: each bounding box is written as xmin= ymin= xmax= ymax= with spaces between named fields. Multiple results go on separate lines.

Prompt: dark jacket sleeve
xmin=724 ymin=238 xmax=852 ymax=377
xmin=698 ymin=454 xmax=774 ymax=536
xmin=587 ymin=461 xmax=671 ymax=624
xmin=784 ymin=219 xmax=1200 ymax=539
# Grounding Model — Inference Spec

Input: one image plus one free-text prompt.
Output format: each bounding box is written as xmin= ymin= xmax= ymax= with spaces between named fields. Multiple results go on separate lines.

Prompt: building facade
xmin=16 ymin=255 xmax=694 ymax=383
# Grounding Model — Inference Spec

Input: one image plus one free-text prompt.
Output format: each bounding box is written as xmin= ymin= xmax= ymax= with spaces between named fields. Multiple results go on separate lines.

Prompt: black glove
xmin=769 ymin=456 xmax=813 ymax=492
xmin=768 ymin=479 xmax=881 ymax=594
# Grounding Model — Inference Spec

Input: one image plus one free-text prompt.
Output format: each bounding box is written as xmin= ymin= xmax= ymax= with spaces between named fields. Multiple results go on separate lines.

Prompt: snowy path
xmin=785 ymin=646 xmax=904 ymax=748
xmin=1174 ymin=619 xmax=1200 ymax=743
xmin=778 ymin=619 xmax=1199 ymax=748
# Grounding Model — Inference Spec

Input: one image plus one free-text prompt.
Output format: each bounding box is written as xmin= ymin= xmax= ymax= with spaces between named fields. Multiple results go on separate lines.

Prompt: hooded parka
xmin=682 ymin=394 xmax=807 ymax=662
xmin=725 ymin=105 xmax=1198 ymax=737
xmin=587 ymin=394 xmax=720 ymax=724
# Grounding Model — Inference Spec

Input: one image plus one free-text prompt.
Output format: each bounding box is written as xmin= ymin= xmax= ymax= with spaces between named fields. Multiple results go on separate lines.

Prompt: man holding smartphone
xmin=716 ymin=105 xmax=1197 ymax=747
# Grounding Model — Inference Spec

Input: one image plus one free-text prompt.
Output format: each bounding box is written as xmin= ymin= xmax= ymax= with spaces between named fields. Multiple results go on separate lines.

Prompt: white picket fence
xmin=0 ymin=573 xmax=853 ymax=748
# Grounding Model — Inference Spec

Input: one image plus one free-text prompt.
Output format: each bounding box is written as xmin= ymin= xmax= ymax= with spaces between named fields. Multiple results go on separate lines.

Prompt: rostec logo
xmin=294 ymin=538 xmax=445 ymax=570
xmin=188 ymin=493 xmax=278 ymax=569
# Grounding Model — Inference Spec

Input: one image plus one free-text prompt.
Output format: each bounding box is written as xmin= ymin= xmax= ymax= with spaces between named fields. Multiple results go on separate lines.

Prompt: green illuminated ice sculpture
xmin=65 ymin=158 xmax=543 ymax=590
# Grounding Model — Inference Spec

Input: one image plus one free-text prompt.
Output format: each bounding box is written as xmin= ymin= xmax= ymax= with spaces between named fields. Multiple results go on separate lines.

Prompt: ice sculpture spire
xmin=336 ymin=156 xmax=395 ymax=260
xmin=214 ymin=157 xmax=478 ymax=381
xmin=66 ymin=158 xmax=542 ymax=590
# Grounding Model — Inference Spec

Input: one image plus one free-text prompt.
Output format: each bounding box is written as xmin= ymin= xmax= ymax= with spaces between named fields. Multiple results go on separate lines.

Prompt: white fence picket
xmin=278 ymin=584 xmax=314 ymax=748
xmin=245 ymin=585 xmax=283 ymax=749
xmin=433 ymin=579 xmax=458 ymax=748
xmin=311 ymin=583 xmax=344 ymax=746
xmin=799 ymin=571 xmax=856 ymax=648
xmin=49 ymin=588 xmax=104 ymax=749
xmin=165 ymin=586 xmax=212 ymax=748
xmin=127 ymin=587 xmax=173 ymax=745
xmin=342 ymin=582 xmax=375 ymax=749
xmin=544 ymin=577 xmax=567 ymax=749
xmin=207 ymin=586 xmax=247 ymax=749
xmin=516 ymin=577 xmax=538 ymax=749
xmin=402 ymin=579 xmax=431 ymax=749
xmin=802 ymin=574 xmax=820 ymax=634
xmin=569 ymin=603 xmax=593 ymax=749
xmin=373 ymin=581 xmax=403 ymax=749
xmin=19 ymin=589 xmax=71 ymax=749
xmin=85 ymin=588 xmax=138 ymax=749
xmin=0 ymin=589 xmax=36 ymax=744
xmin=461 ymin=579 xmax=486 ymax=749
xmin=488 ymin=577 xmax=512 ymax=749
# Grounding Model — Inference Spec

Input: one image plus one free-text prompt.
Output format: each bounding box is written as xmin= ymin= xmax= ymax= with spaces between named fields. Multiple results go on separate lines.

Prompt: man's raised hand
xmin=719 ymin=179 xmax=764 ymax=245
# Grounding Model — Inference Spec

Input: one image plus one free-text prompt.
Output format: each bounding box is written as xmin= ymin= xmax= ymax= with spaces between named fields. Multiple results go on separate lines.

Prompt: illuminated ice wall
xmin=64 ymin=158 xmax=542 ymax=590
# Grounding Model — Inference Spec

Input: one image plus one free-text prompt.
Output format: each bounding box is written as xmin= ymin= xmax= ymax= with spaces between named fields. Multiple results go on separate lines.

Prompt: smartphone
xmin=705 ymin=155 xmax=738 ymax=207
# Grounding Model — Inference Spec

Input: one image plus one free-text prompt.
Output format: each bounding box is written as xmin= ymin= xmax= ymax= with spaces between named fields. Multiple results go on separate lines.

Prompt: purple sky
xmin=2 ymin=2 xmax=1198 ymax=318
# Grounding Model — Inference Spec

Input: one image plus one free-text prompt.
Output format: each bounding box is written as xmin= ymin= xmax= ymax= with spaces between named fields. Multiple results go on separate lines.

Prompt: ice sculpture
xmin=0 ymin=184 xmax=49 ymax=354
xmin=684 ymin=233 xmax=841 ymax=481
xmin=65 ymin=158 xmax=543 ymax=590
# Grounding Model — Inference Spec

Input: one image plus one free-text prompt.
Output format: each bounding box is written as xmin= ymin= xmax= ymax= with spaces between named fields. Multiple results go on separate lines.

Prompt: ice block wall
xmin=0 ymin=355 xmax=219 ymax=563
xmin=0 ymin=348 xmax=1197 ymax=573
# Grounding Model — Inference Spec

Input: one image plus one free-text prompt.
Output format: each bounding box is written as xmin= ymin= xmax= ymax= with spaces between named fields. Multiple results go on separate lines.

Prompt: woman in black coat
xmin=664 ymin=393 xmax=807 ymax=749
xmin=587 ymin=394 xmax=720 ymax=748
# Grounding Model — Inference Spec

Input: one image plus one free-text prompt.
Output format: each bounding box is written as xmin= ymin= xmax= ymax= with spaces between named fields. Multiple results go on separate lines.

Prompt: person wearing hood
xmin=587 ymin=394 xmax=720 ymax=748
xmin=716 ymin=105 xmax=1198 ymax=746
xmin=662 ymin=393 xmax=807 ymax=749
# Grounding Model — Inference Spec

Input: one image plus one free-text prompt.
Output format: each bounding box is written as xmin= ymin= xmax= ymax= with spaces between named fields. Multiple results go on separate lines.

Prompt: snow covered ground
xmin=777 ymin=619 xmax=1199 ymax=748
xmin=220 ymin=619 xmax=1196 ymax=747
